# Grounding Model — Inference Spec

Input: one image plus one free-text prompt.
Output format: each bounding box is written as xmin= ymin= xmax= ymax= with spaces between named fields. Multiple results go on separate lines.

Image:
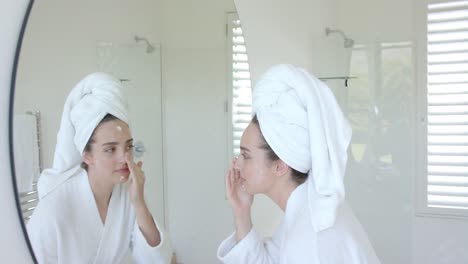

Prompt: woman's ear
xmin=82 ymin=152 xmax=93 ymax=166
xmin=275 ymin=159 xmax=289 ymax=177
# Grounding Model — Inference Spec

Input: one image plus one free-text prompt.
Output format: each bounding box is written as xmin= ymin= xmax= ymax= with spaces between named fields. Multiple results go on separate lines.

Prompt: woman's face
xmin=235 ymin=122 xmax=276 ymax=195
xmin=82 ymin=119 xmax=134 ymax=184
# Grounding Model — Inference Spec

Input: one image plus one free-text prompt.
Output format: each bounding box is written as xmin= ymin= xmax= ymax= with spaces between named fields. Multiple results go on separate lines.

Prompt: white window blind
xmin=228 ymin=14 xmax=253 ymax=156
xmin=426 ymin=1 xmax=468 ymax=213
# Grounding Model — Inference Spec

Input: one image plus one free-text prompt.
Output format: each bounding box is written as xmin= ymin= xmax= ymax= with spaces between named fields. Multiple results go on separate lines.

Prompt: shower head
xmin=344 ymin=38 xmax=354 ymax=48
xmin=146 ymin=44 xmax=155 ymax=53
xmin=325 ymin=27 xmax=354 ymax=48
xmin=134 ymin=35 xmax=155 ymax=53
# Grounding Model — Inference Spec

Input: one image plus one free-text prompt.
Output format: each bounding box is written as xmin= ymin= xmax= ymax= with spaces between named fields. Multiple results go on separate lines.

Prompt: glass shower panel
xmin=343 ymin=42 xmax=414 ymax=264
xmin=96 ymin=43 xmax=165 ymax=225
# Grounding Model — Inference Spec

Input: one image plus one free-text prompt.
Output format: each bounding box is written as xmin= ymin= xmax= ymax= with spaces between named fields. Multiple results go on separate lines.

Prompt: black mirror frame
xmin=8 ymin=0 xmax=37 ymax=262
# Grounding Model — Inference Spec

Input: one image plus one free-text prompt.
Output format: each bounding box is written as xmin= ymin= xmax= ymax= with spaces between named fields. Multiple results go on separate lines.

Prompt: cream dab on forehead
xmin=116 ymin=125 xmax=123 ymax=131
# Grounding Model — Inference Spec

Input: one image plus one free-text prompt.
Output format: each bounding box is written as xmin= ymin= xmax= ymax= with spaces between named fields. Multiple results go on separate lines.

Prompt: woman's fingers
xmin=226 ymin=171 xmax=232 ymax=200
xmin=125 ymin=153 xmax=136 ymax=174
xmin=125 ymin=153 xmax=145 ymax=183
xmin=230 ymin=163 xmax=236 ymax=189
xmin=227 ymin=161 xmax=234 ymax=192
xmin=226 ymin=159 xmax=238 ymax=200
xmin=125 ymin=153 xmax=147 ymax=207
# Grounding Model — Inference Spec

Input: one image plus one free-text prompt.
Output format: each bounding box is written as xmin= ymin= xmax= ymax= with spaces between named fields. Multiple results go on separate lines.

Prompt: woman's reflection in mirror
xmin=27 ymin=73 xmax=172 ymax=263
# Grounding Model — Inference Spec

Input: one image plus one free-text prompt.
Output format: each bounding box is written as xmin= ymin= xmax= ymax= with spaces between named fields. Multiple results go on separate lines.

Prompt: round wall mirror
xmin=0 ymin=0 xmax=35 ymax=262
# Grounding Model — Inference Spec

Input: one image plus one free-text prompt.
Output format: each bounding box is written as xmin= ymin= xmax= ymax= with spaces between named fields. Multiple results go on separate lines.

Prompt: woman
xmin=27 ymin=73 xmax=172 ymax=263
xmin=218 ymin=65 xmax=380 ymax=263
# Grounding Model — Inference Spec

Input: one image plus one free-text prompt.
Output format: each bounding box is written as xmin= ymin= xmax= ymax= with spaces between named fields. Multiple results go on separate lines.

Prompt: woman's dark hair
xmin=251 ymin=115 xmax=308 ymax=185
xmin=81 ymin=114 xmax=119 ymax=170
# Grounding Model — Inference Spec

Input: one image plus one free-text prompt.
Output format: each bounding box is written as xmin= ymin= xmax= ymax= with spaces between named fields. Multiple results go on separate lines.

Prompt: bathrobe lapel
xmin=83 ymin=179 xmax=133 ymax=263
xmin=279 ymin=184 xmax=320 ymax=264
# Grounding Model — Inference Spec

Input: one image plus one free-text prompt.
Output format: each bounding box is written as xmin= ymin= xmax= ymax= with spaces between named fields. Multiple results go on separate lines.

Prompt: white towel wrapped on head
xmin=38 ymin=72 xmax=129 ymax=199
xmin=253 ymin=64 xmax=352 ymax=232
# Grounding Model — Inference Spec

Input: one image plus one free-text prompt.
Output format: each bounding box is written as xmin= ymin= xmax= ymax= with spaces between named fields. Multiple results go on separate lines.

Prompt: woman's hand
xmin=226 ymin=158 xmax=253 ymax=212
xmin=125 ymin=154 xmax=161 ymax=246
xmin=226 ymin=158 xmax=253 ymax=241
xmin=125 ymin=153 xmax=146 ymax=209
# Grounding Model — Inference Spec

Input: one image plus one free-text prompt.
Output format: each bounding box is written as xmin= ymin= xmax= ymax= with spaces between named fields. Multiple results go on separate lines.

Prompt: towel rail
xmin=25 ymin=110 xmax=42 ymax=173
xmin=19 ymin=190 xmax=37 ymax=197
xmin=18 ymin=111 xmax=42 ymax=223
xmin=19 ymin=181 xmax=38 ymax=222
xmin=20 ymin=197 xmax=38 ymax=205
xmin=22 ymin=206 xmax=36 ymax=213
xmin=318 ymin=76 xmax=357 ymax=87
xmin=19 ymin=181 xmax=38 ymax=198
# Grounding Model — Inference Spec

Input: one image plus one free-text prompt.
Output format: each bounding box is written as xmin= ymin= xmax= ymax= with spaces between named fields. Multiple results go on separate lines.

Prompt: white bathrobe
xmin=27 ymin=168 xmax=172 ymax=264
xmin=218 ymin=183 xmax=381 ymax=264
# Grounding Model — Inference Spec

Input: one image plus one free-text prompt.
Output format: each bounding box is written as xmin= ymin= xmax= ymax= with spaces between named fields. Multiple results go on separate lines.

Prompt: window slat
xmin=429 ymin=175 xmax=468 ymax=186
xmin=428 ymin=20 xmax=468 ymax=32
xmin=428 ymin=52 xmax=468 ymax=63
xmin=428 ymin=1 xmax=468 ymax=11
xmin=429 ymin=185 xmax=468 ymax=196
xmin=428 ymin=195 xmax=468 ymax=208
xmin=429 ymin=63 xmax=468 ymax=73
xmin=429 ymin=41 xmax=468 ymax=53
xmin=428 ymin=145 xmax=468 ymax=154
xmin=428 ymin=9 xmax=468 ymax=22
xmin=230 ymin=15 xmax=252 ymax=156
xmin=428 ymin=105 xmax=468 ymax=114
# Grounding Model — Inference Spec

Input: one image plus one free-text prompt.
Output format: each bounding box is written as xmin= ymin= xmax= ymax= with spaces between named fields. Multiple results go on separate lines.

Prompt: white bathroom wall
xmin=234 ymin=0 xmax=342 ymax=85
xmin=337 ymin=0 xmax=414 ymax=43
xmin=412 ymin=216 xmax=468 ymax=263
xmin=160 ymin=0 xmax=237 ymax=262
